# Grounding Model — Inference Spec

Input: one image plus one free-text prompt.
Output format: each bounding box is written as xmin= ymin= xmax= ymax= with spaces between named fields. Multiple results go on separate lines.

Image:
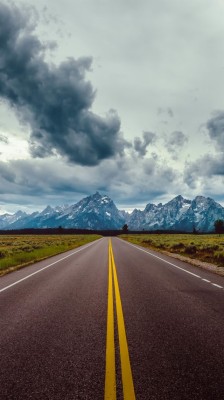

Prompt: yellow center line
xmin=104 ymin=241 xmax=116 ymax=400
xmin=104 ymin=239 xmax=136 ymax=400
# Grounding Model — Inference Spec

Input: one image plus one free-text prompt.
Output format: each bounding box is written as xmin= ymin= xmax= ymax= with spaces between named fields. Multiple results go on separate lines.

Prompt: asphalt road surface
xmin=0 ymin=237 xmax=224 ymax=399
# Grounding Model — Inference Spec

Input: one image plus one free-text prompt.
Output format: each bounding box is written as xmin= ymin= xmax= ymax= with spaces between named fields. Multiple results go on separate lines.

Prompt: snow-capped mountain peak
xmin=127 ymin=195 xmax=224 ymax=232
xmin=0 ymin=193 xmax=224 ymax=231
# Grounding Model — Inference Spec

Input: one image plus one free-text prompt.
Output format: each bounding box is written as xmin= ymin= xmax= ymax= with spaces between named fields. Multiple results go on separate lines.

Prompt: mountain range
xmin=0 ymin=192 xmax=224 ymax=232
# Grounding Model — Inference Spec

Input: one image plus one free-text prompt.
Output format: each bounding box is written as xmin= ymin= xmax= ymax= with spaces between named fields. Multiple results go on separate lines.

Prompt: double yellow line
xmin=104 ymin=239 xmax=136 ymax=400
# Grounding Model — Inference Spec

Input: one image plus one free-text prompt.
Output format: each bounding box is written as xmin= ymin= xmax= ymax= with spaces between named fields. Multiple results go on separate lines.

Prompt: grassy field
xmin=0 ymin=234 xmax=101 ymax=275
xmin=120 ymin=233 xmax=224 ymax=270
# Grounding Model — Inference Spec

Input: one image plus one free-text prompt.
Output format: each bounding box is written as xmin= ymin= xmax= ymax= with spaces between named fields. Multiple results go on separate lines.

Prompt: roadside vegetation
xmin=120 ymin=233 xmax=224 ymax=270
xmin=0 ymin=234 xmax=101 ymax=275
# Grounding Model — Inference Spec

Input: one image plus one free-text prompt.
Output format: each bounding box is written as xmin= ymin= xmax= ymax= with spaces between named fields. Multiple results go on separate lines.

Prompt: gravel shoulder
xmin=161 ymin=250 xmax=224 ymax=276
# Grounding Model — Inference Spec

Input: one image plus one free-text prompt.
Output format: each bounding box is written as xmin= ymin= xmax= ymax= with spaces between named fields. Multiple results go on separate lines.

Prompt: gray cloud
xmin=158 ymin=107 xmax=174 ymax=118
xmin=133 ymin=131 xmax=156 ymax=157
xmin=184 ymin=153 xmax=224 ymax=189
xmin=0 ymin=2 xmax=126 ymax=166
xmin=206 ymin=111 xmax=224 ymax=150
xmin=166 ymin=131 xmax=188 ymax=158
xmin=0 ymin=152 xmax=180 ymax=211
xmin=167 ymin=108 xmax=174 ymax=118
xmin=184 ymin=111 xmax=224 ymax=188
xmin=0 ymin=161 xmax=16 ymax=183
xmin=0 ymin=134 xmax=8 ymax=144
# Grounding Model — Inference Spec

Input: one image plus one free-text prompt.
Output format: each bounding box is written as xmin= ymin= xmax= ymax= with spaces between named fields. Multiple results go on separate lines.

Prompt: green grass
xmin=0 ymin=234 xmax=101 ymax=275
xmin=120 ymin=233 xmax=224 ymax=269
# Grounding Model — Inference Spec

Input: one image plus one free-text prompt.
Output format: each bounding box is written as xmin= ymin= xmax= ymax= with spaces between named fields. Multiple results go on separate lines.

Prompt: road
xmin=0 ymin=237 xmax=224 ymax=399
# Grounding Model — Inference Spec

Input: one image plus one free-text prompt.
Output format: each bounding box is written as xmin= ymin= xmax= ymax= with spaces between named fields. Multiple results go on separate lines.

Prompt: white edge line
xmin=0 ymin=238 xmax=102 ymax=294
xmin=118 ymin=239 xmax=224 ymax=291
xmin=212 ymin=283 xmax=223 ymax=289
xmin=118 ymin=239 xmax=201 ymax=278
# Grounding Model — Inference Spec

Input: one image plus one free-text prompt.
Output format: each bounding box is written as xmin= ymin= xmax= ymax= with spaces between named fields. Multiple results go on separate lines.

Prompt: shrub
xmin=158 ymin=243 xmax=165 ymax=249
xmin=214 ymin=251 xmax=224 ymax=264
xmin=171 ymin=242 xmax=185 ymax=250
xmin=0 ymin=250 xmax=6 ymax=258
xmin=143 ymin=239 xmax=152 ymax=244
xmin=185 ymin=245 xmax=197 ymax=255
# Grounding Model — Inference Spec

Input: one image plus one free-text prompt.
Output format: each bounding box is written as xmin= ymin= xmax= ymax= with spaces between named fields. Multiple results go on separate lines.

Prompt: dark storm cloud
xmin=0 ymin=2 xmax=125 ymax=166
xmin=206 ymin=111 xmax=224 ymax=150
xmin=133 ymin=131 xmax=156 ymax=157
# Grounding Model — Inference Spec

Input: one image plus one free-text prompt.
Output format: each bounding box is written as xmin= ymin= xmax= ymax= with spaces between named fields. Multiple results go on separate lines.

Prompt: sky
xmin=1 ymin=0 xmax=224 ymax=214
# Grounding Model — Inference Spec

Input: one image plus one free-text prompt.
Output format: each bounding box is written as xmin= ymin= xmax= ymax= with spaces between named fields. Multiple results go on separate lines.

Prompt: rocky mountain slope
xmin=127 ymin=195 xmax=224 ymax=232
xmin=0 ymin=193 xmax=224 ymax=232
xmin=0 ymin=192 xmax=125 ymax=230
